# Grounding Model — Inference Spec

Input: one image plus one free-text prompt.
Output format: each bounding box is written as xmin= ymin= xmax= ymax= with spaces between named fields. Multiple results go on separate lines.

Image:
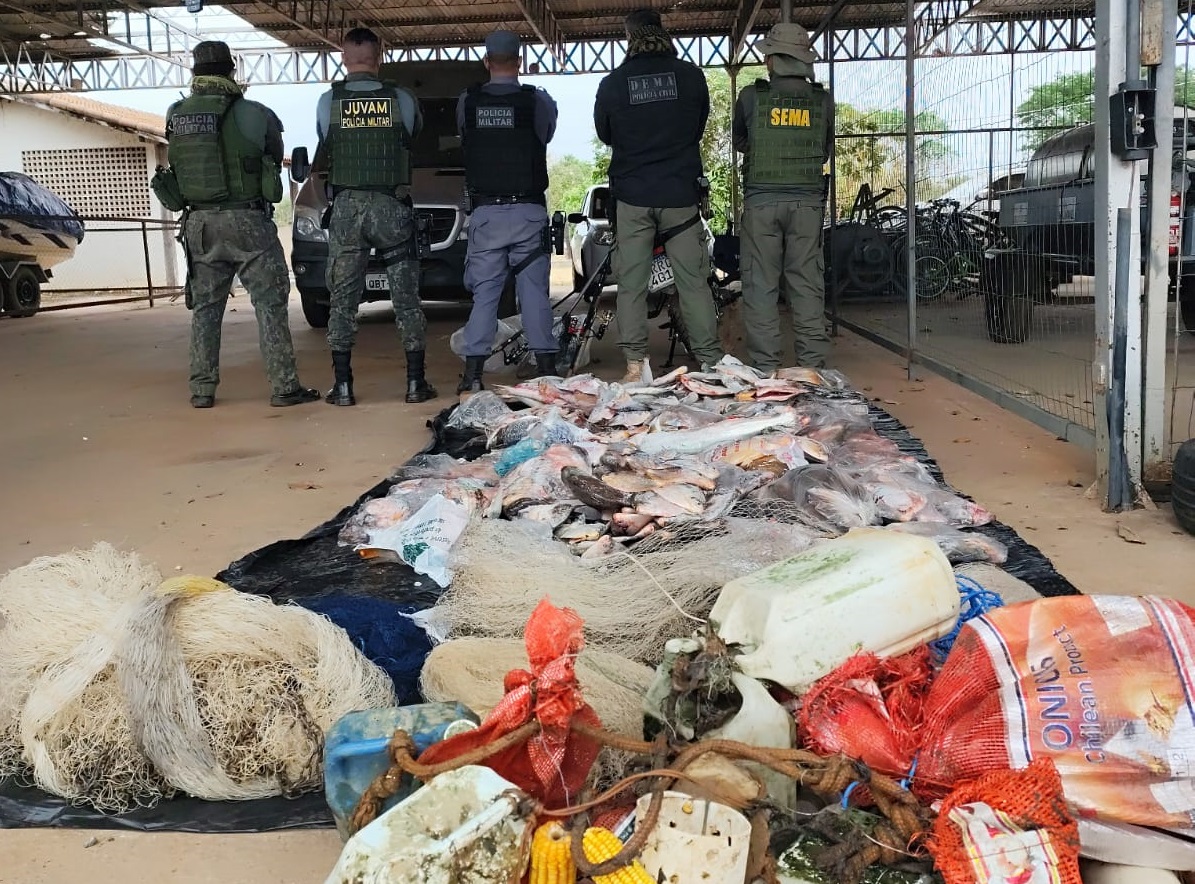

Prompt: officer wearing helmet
xmin=733 ymin=22 xmax=834 ymax=372
xmin=314 ymin=27 xmax=433 ymax=407
xmin=161 ymin=40 xmax=318 ymax=409
xmin=455 ymin=30 xmax=560 ymax=394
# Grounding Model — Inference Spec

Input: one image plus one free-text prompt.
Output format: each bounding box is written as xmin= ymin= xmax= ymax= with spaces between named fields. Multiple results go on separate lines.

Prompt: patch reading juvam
xmin=337 ymin=97 xmax=393 ymax=129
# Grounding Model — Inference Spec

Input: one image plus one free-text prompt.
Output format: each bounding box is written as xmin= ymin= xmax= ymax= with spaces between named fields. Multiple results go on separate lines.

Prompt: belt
xmin=471 ymin=194 xmax=546 ymax=208
xmin=188 ymin=200 xmax=265 ymax=211
xmin=332 ymin=185 xmax=403 ymax=197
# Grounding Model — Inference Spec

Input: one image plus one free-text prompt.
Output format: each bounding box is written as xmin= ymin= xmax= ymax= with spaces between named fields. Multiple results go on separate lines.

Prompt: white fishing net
xmin=0 ymin=545 xmax=395 ymax=813
xmin=436 ymin=517 xmax=821 ymax=665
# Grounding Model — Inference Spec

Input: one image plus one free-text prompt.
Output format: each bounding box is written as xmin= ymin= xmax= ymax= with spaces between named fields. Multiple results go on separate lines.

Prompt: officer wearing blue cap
xmin=455 ymin=29 xmax=560 ymax=394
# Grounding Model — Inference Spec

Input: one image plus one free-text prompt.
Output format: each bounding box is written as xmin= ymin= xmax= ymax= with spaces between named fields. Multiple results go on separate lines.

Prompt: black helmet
xmin=192 ymin=41 xmax=234 ymax=76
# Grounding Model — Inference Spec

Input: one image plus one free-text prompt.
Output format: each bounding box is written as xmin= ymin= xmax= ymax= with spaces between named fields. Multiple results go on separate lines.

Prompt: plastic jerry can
xmin=324 ymin=765 xmax=531 ymax=884
xmin=324 ymin=702 xmax=479 ymax=841
xmin=709 ymin=527 xmax=959 ymax=692
xmin=634 ymin=791 xmax=752 ymax=884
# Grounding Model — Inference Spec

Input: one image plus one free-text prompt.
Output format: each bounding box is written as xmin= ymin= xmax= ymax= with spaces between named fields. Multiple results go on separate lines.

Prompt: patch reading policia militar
xmin=475 ymin=106 xmax=515 ymax=128
xmin=337 ymin=96 xmax=393 ymax=129
xmin=769 ymin=106 xmax=814 ymax=127
xmin=628 ymin=72 xmax=678 ymax=105
xmin=170 ymin=113 xmax=219 ymax=136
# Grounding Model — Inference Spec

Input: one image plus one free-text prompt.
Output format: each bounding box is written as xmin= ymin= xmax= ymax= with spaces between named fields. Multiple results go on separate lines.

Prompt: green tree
xmin=548 ymin=154 xmax=596 ymax=215
xmin=832 ymin=104 xmax=963 ymax=216
xmin=1018 ymin=67 xmax=1195 ymax=150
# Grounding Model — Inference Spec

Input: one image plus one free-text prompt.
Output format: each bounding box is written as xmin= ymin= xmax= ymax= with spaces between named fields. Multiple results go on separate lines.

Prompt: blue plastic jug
xmin=324 ymin=702 xmax=479 ymax=841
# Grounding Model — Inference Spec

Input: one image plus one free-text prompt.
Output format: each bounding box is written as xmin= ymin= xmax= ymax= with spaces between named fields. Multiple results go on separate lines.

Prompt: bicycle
xmin=486 ymin=220 xmax=741 ymax=377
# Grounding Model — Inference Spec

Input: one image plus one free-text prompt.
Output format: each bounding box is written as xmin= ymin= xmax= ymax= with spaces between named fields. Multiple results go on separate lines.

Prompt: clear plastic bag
xmin=449 ymin=320 xmax=517 ymax=374
xmin=751 ymin=465 xmax=880 ymax=532
xmin=390 ymin=453 xmax=500 ymax=483
xmin=445 ymin=391 xmax=514 ymax=433
xmin=884 ymin=522 xmax=1009 ymax=565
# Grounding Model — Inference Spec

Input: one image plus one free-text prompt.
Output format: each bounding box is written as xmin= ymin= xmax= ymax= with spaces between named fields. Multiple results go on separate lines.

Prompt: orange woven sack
xmin=417 ymin=597 xmax=602 ymax=808
xmin=799 ymin=647 xmax=933 ymax=778
xmin=917 ymin=595 xmax=1195 ymax=830
xmin=928 ymin=758 xmax=1081 ymax=884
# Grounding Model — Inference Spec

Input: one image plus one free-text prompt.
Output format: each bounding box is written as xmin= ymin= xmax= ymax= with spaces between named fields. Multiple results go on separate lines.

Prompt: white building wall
xmin=0 ymin=102 xmax=182 ymax=293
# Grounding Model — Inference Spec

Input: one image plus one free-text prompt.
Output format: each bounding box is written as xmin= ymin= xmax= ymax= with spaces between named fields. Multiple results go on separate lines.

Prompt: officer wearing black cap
xmin=159 ymin=40 xmax=318 ymax=409
xmin=455 ymin=30 xmax=560 ymax=394
xmin=594 ymin=8 xmax=723 ymax=381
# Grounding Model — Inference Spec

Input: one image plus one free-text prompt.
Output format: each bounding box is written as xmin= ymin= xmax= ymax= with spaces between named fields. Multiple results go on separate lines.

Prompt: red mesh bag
xmin=917 ymin=595 xmax=1195 ymax=829
xmin=928 ymin=758 xmax=1081 ymax=884
xmin=798 ymin=647 xmax=932 ymax=778
xmin=417 ymin=598 xmax=602 ymax=808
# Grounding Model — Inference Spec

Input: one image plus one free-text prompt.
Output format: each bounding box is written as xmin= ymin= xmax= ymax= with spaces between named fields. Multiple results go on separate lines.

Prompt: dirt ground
xmin=2 ymin=284 xmax=1195 ymax=883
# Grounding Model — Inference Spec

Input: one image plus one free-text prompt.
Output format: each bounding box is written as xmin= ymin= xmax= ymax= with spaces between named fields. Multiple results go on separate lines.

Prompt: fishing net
xmin=0 ymin=545 xmax=395 ymax=813
xmin=437 ymin=516 xmax=821 ymax=665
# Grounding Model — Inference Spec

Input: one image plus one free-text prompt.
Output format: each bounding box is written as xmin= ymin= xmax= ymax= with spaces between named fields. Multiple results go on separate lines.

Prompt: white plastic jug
xmin=635 ymin=791 xmax=751 ymax=884
xmin=709 ymin=528 xmax=959 ymax=692
xmin=324 ymin=765 xmax=530 ymax=884
xmin=708 ymin=671 xmax=796 ymax=808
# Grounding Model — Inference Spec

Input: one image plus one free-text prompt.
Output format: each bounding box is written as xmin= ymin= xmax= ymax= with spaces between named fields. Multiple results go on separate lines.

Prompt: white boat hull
xmin=0 ymin=217 xmax=80 ymax=271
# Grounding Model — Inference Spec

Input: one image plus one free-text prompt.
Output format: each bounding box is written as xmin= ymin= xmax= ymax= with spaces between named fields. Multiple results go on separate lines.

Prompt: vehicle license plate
xmin=365 ymin=273 xmax=389 ymax=292
xmin=648 ymin=253 xmax=675 ymax=293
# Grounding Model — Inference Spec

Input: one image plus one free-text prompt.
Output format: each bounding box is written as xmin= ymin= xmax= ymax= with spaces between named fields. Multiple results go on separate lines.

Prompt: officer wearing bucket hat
xmin=158 ymin=40 xmax=319 ymax=409
xmin=732 ymin=22 xmax=834 ymax=372
xmin=455 ymin=29 xmax=560 ymax=395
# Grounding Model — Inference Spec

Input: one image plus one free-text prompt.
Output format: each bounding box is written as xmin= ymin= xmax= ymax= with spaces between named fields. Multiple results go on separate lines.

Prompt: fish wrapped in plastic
xmin=884 ymin=522 xmax=1009 ymax=565
xmin=793 ymin=400 xmax=873 ymax=447
xmin=390 ymin=453 xmax=501 ymax=483
xmin=497 ymin=445 xmax=590 ymax=516
xmin=750 ymin=465 xmax=880 ymax=532
xmin=339 ymin=478 xmax=495 ymax=546
xmin=445 ymin=391 xmax=514 ymax=433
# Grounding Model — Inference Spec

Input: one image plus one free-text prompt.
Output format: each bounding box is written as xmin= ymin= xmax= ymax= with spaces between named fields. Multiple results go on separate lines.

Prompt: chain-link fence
xmin=825 ymin=23 xmax=1102 ymax=446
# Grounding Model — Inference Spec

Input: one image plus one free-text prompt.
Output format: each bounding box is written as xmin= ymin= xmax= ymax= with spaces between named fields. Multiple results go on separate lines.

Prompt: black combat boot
xmin=325 ymin=350 xmax=356 ymax=406
xmin=270 ymin=386 xmax=320 ymax=407
xmin=535 ymin=351 xmax=559 ymax=377
xmin=404 ymin=350 xmax=438 ymax=404
xmin=190 ymin=394 xmax=215 ymax=408
xmin=457 ymin=355 xmax=486 ymax=395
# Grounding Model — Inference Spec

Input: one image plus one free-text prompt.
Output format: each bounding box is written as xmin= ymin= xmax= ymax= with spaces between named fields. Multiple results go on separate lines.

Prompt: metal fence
xmin=0 ymin=213 xmax=183 ymax=313
xmin=825 ymin=45 xmax=1103 ymax=447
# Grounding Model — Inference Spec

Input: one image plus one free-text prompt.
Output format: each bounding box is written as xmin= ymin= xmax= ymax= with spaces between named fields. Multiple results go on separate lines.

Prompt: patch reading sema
xmin=475 ymin=106 xmax=515 ymax=128
xmin=171 ymin=113 xmax=220 ymax=136
xmin=628 ymin=72 xmax=678 ymax=105
xmin=769 ymin=107 xmax=813 ymax=127
xmin=337 ymin=96 xmax=394 ymax=129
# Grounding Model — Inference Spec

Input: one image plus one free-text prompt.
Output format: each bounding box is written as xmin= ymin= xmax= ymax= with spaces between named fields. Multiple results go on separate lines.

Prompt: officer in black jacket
xmin=594 ymin=9 xmax=723 ymax=381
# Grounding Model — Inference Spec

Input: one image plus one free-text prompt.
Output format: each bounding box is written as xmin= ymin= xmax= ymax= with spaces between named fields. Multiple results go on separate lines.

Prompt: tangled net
xmin=0 ymin=544 xmax=395 ymax=813
xmin=438 ymin=517 xmax=819 ymax=664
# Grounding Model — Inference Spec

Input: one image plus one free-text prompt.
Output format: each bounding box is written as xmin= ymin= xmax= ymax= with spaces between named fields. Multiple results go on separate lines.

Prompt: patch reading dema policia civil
xmin=170 ymin=113 xmax=219 ymax=136
xmin=627 ymin=72 xmax=678 ymax=105
xmin=337 ymin=96 xmax=393 ymax=129
xmin=475 ymin=105 xmax=515 ymax=128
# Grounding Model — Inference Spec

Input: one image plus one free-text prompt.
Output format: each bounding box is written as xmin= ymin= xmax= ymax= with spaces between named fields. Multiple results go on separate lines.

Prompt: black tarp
xmin=0 ymin=172 xmax=85 ymax=244
xmin=0 ymin=402 xmax=1077 ymax=832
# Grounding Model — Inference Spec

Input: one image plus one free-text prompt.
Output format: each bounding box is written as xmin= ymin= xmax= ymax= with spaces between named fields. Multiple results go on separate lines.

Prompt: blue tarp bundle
xmin=0 ymin=172 xmax=85 ymax=243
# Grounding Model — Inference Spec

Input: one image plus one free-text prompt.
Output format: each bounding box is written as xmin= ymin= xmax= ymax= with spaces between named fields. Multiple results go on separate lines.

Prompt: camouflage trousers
xmin=184 ymin=208 xmax=301 ymax=398
xmin=325 ymin=189 xmax=426 ymax=352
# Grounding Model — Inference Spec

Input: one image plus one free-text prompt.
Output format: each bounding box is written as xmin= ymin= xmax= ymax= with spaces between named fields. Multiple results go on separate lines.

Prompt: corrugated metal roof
xmin=0 ymin=91 xmax=166 ymax=141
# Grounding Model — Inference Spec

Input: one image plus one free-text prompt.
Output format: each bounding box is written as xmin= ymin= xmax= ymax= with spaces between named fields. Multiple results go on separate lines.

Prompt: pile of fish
xmin=339 ymin=357 xmax=1007 ymax=566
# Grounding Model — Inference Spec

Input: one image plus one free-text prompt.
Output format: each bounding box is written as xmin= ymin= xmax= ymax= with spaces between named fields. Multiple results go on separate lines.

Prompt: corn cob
xmin=530 ymin=821 xmax=577 ymax=884
xmin=580 ymin=826 xmax=655 ymax=884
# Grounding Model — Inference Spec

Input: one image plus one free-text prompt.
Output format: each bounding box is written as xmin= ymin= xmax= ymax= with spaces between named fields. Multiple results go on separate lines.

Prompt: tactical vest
xmin=327 ymin=80 xmax=411 ymax=189
xmin=462 ymin=85 xmax=548 ymax=199
xmin=167 ymin=92 xmax=263 ymax=207
xmin=745 ymin=78 xmax=829 ymax=188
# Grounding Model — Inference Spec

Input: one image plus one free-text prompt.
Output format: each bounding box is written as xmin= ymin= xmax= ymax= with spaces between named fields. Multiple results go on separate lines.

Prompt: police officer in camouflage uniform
xmin=164 ymin=41 xmax=318 ymax=409
xmin=456 ymin=30 xmax=559 ymax=394
xmin=315 ymin=27 xmax=433 ymax=406
xmin=594 ymin=9 xmax=723 ymax=382
xmin=733 ymin=23 xmax=834 ymax=372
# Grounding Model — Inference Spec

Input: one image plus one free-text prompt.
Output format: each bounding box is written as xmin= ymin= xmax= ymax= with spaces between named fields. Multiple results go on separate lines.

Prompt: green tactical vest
xmin=327 ymin=80 xmax=411 ymax=189
xmin=745 ymin=78 xmax=829 ymax=188
xmin=167 ymin=92 xmax=264 ymax=207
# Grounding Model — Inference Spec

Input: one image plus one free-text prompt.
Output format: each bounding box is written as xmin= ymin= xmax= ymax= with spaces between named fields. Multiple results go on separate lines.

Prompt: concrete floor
xmin=2 ymin=284 xmax=1195 ymax=883
xmin=839 ymin=278 xmax=1195 ymax=450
